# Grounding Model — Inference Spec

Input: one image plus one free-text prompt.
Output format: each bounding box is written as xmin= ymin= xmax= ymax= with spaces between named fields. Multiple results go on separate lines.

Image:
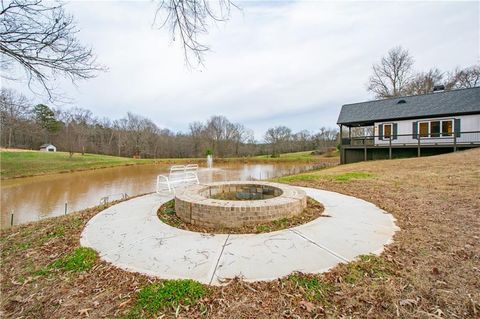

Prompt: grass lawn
xmin=255 ymin=149 xmax=339 ymax=161
xmin=0 ymin=149 xmax=339 ymax=179
xmin=0 ymin=151 xmax=159 ymax=179
xmin=1 ymin=149 xmax=478 ymax=318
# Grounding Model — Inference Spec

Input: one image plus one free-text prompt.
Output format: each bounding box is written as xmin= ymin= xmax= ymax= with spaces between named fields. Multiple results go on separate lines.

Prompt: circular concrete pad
xmin=80 ymin=187 xmax=399 ymax=285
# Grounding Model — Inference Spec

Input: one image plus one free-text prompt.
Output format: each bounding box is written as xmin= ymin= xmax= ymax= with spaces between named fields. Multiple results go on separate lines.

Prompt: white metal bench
xmin=156 ymin=164 xmax=199 ymax=194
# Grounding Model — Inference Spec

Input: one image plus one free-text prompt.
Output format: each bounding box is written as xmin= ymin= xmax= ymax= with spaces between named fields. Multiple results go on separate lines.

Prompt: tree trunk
xmin=8 ymin=127 xmax=12 ymax=148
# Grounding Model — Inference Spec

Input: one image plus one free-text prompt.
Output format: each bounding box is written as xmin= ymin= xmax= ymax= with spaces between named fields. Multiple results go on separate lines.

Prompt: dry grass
xmin=273 ymin=148 xmax=480 ymax=318
xmin=1 ymin=149 xmax=479 ymax=318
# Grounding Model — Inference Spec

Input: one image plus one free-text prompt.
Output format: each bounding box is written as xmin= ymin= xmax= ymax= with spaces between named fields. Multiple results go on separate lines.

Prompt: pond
xmin=1 ymin=162 xmax=330 ymax=228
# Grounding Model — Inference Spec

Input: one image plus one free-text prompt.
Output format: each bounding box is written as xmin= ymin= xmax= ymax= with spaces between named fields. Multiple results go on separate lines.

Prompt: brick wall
xmin=175 ymin=182 xmax=307 ymax=229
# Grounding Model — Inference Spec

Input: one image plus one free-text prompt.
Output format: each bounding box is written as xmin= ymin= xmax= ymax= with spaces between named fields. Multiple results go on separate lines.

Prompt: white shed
xmin=40 ymin=144 xmax=57 ymax=152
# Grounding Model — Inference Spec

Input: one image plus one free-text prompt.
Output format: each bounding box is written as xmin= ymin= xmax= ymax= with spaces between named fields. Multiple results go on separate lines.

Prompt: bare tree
xmin=404 ymin=68 xmax=444 ymax=95
xmin=113 ymin=118 xmax=128 ymax=156
xmin=0 ymin=0 xmax=103 ymax=99
xmin=189 ymin=121 xmax=205 ymax=157
xmin=292 ymin=130 xmax=311 ymax=152
xmin=367 ymin=46 xmax=414 ymax=99
xmin=0 ymin=88 xmax=30 ymax=147
xmin=68 ymin=107 xmax=93 ymax=155
xmin=205 ymin=115 xmax=230 ymax=156
xmin=153 ymin=0 xmax=236 ymax=66
xmin=446 ymin=65 xmax=480 ymax=89
xmin=264 ymin=126 xmax=291 ymax=157
xmin=231 ymin=123 xmax=253 ymax=156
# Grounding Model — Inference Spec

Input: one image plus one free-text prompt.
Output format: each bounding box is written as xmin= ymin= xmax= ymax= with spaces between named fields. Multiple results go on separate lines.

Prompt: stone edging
xmin=175 ymin=181 xmax=307 ymax=228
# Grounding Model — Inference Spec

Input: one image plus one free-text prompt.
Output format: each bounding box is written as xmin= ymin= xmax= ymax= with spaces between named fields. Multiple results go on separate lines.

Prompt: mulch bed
xmin=1 ymin=149 xmax=479 ymax=318
xmin=156 ymin=197 xmax=325 ymax=234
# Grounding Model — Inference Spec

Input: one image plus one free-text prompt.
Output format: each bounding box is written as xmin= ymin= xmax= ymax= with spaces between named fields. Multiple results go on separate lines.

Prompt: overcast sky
xmin=5 ymin=0 xmax=479 ymax=140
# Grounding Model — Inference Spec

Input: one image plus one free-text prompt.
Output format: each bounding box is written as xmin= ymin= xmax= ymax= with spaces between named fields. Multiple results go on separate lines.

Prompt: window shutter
xmin=393 ymin=123 xmax=398 ymax=140
xmin=378 ymin=124 xmax=383 ymax=140
xmin=412 ymin=122 xmax=418 ymax=139
xmin=454 ymin=118 xmax=461 ymax=137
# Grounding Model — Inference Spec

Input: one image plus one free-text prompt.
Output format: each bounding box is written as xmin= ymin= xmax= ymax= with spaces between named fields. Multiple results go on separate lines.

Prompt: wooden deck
xmin=340 ymin=131 xmax=480 ymax=164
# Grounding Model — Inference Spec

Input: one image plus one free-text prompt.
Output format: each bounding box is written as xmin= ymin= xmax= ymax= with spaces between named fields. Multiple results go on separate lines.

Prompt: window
xmin=419 ymin=122 xmax=429 ymax=137
xmin=431 ymin=121 xmax=440 ymax=137
xmin=384 ymin=124 xmax=392 ymax=139
xmin=442 ymin=120 xmax=453 ymax=136
xmin=418 ymin=119 xmax=454 ymax=138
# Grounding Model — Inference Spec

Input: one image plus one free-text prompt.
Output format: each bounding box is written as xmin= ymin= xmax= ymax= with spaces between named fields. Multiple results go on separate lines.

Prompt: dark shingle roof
xmin=337 ymin=87 xmax=480 ymax=126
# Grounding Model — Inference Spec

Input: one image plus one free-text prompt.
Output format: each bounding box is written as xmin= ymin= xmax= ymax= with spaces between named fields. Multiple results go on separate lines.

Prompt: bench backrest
xmin=168 ymin=164 xmax=198 ymax=181
xmin=185 ymin=164 xmax=198 ymax=172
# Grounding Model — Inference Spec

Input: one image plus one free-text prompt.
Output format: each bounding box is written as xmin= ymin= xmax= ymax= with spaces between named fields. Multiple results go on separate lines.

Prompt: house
xmin=337 ymin=87 xmax=480 ymax=164
xmin=39 ymin=144 xmax=57 ymax=152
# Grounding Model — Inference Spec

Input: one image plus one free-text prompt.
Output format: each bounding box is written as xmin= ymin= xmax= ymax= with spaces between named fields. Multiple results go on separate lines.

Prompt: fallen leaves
xmin=399 ymin=298 xmax=417 ymax=307
xmin=432 ymin=267 xmax=441 ymax=275
xmin=299 ymin=300 xmax=315 ymax=312
xmin=10 ymin=295 xmax=26 ymax=303
xmin=118 ymin=299 xmax=132 ymax=309
xmin=78 ymin=308 xmax=92 ymax=317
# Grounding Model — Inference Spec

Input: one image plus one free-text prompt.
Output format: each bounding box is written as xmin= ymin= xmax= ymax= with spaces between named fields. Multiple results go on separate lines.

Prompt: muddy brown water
xmin=1 ymin=162 xmax=327 ymax=228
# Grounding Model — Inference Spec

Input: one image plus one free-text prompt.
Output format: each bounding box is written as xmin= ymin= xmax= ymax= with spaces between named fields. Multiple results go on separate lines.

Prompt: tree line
xmin=0 ymin=88 xmax=338 ymax=158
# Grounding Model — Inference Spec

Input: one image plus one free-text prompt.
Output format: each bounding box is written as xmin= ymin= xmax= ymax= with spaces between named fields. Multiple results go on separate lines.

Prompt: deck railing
xmin=341 ymin=131 xmax=480 ymax=147
xmin=340 ymin=130 xmax=480 ymax=162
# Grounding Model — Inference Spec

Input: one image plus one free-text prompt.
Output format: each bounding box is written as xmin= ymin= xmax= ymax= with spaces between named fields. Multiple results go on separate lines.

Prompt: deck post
xmin=417 ymin=136 xmax=421 ymax=157
xmin=453 ymin=135 xmax=457 ymax=152
xmin=339 ymin=124 xmax=344 ymax=164
xmin=389 ymin=137 xmax=392 ymax=159
xmin=364 ymin=140 xmax=367 ymax=161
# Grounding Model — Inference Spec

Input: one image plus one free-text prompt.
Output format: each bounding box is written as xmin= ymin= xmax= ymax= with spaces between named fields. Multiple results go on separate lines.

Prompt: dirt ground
xmin=1 ymin=149 xmax=479 ymax=318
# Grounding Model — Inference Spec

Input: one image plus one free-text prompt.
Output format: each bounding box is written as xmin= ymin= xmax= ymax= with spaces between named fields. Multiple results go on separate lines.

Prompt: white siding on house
xmin=374 ymin=114 xmax=480 ymax=145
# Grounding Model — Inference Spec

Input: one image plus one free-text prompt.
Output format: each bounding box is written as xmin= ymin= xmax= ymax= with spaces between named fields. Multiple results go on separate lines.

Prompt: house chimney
xmin=433 ymin=85 xmax=445 ymax=92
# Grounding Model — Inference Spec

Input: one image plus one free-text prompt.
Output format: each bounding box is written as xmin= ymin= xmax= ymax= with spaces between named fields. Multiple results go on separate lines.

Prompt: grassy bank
xmin=255 ymin=149 xmax=339 ymax=161
xmin=0 ymin=151 xmax=158 ymax=179
xmin=0 ymin=150 xmax=338 ymax=179
xmin=2 ymin=149 xmax=477 ymax=318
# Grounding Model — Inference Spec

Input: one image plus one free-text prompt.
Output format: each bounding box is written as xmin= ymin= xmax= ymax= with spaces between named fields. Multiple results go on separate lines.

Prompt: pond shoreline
xmin=1 ymin=161 xmax=336 ymax=228
xmin=1 ymin=150 xmax=339 ymax=180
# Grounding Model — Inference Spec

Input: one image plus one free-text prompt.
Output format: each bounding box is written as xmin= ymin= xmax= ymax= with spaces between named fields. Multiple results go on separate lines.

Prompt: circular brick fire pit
xmin=175 ymin=181 xmax=307 ymax=229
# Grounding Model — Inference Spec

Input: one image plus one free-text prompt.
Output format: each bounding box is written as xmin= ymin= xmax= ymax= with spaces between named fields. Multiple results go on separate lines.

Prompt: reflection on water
xmin=1 ymin=162 xmax=324 ymax=228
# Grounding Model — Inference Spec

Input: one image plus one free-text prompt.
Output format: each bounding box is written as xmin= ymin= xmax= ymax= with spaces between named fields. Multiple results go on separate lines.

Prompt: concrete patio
xmin=80 ymin=187 xmax=399 ymax=285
